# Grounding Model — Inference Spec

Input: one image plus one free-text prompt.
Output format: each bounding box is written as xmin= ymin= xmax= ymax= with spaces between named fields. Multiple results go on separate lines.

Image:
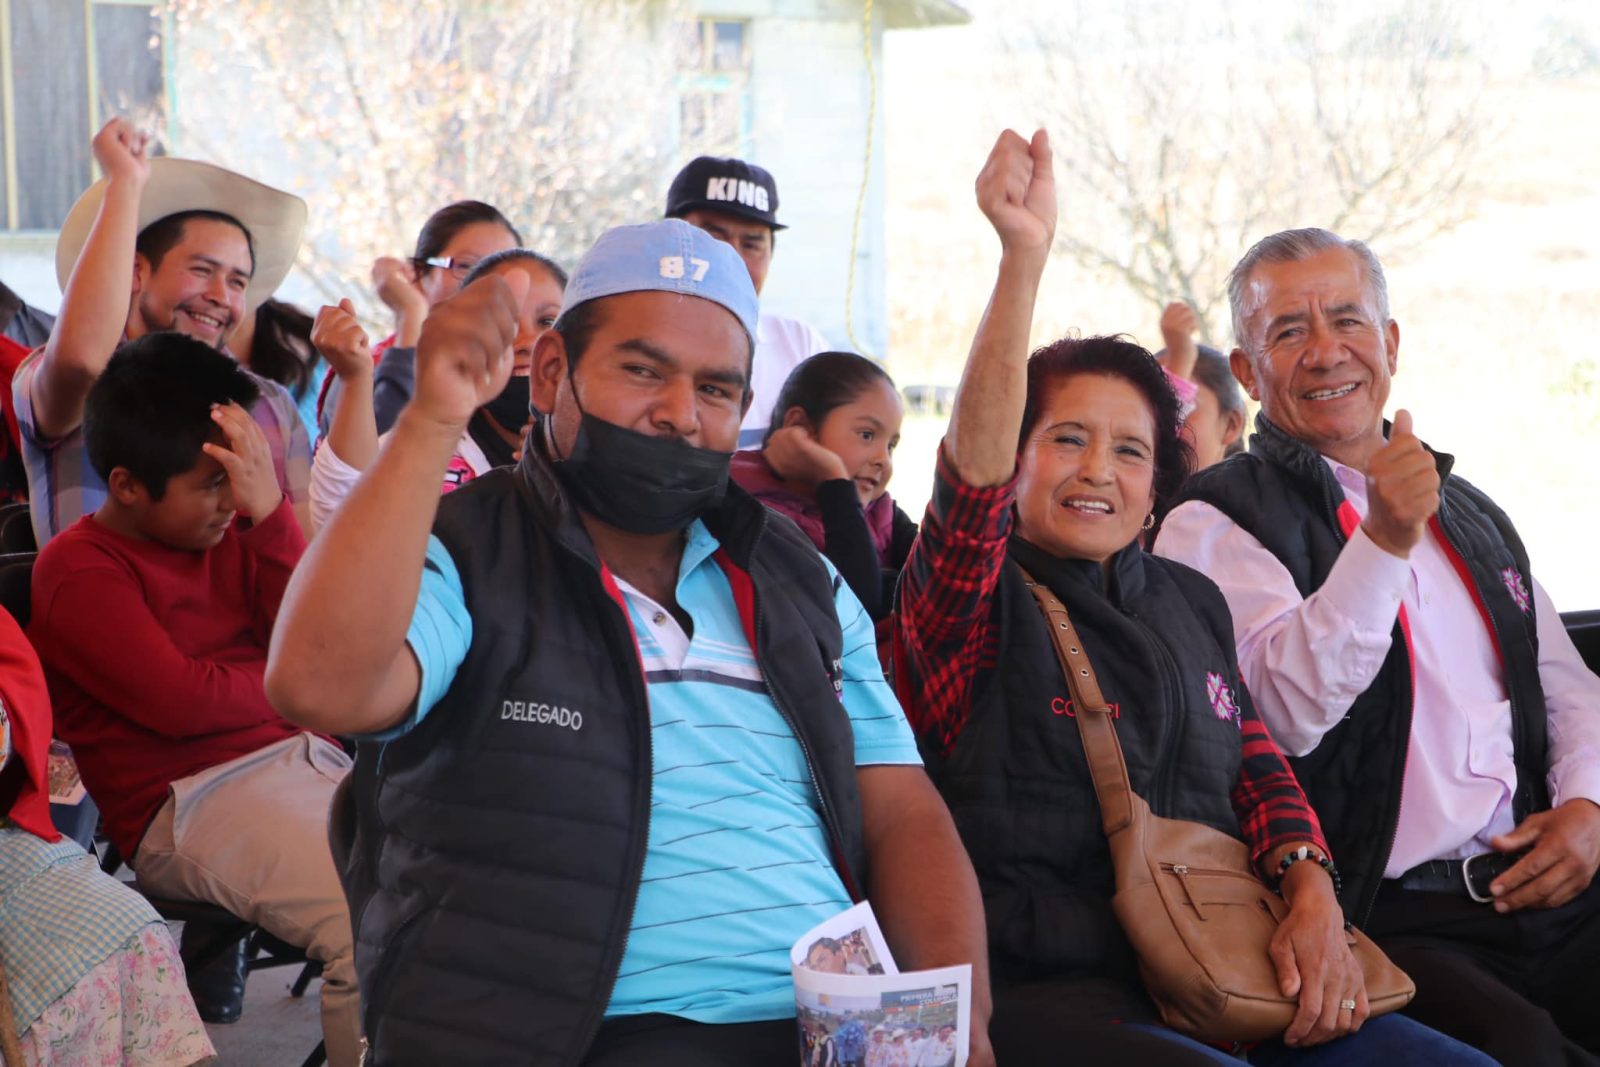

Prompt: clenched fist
xmin=371 ymin=256 xmax=429 ymax=319
xmin=1159 ymin=301 xmax=1201 ymax=377
xmin=1160 ymin=302 xmax=1198 ymax=347
xmin=411 ymin=270 xmax=529 ymax=430
xmin=1362 ymin=409 xmax=1440 ymax=558
xmin=976 ymin=129 xmax=1056 ymax=257
xmin=92 ymin=117 xmax=151 ymax=189
xmin=311 ymin=299 xmax=373 ymax=380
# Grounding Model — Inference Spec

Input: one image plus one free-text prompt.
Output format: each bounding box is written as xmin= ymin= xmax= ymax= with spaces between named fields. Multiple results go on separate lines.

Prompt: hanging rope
xmin=844 ymin=0 xmax=878 ymax=359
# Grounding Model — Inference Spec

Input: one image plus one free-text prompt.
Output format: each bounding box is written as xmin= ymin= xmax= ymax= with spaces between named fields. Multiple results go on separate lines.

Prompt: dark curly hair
xmin=1018 ymin=335 xmax=1196 ymax=512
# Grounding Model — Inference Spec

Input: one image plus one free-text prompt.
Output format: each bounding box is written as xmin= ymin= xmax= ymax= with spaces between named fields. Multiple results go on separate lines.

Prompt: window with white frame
xmin=675 ymin=17 xmax=750 ymax=155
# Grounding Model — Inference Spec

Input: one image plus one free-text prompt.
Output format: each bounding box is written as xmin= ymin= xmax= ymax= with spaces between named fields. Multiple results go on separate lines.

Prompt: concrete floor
xmin=198 ymin=948 xmax=327 ymax=1066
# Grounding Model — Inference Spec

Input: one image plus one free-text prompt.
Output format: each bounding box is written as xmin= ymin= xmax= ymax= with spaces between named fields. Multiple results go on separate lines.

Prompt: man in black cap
xmin=666 ymin=155 xmax=830 ymax=447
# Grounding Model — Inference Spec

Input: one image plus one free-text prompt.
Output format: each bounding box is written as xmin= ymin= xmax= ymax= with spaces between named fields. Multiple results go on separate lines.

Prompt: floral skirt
xmin=11 ymin=923 xmax=214 ymax=1066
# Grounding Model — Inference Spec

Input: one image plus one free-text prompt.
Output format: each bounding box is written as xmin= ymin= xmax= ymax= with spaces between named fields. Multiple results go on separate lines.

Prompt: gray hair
xmin=1227 ymin=228 xmax=1390 ymax=356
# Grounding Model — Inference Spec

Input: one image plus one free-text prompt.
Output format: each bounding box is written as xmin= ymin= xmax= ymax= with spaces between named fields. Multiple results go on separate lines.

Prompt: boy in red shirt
xmin=29 ymin=332 xmax=360 ymax=1067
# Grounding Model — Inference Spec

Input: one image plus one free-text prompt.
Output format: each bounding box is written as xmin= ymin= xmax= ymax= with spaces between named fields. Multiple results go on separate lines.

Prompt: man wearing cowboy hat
xmin=15 ymin=117 xmax=312 ymax=546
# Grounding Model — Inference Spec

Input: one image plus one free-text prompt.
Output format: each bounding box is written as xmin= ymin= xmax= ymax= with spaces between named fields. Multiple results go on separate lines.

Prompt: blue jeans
xmin=1127 ymin=1014 xmax=1499 ymax=1065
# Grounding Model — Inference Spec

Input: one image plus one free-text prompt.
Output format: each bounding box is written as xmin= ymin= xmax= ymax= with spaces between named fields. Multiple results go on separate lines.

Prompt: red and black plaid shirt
xmin=893 ymin=446 xmax=1329 ymax=876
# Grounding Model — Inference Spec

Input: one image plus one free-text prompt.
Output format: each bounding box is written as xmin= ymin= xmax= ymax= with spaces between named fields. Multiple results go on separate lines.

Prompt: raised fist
xmin=975 ymin=129 xmax=1056 ymax=257
xmin=92 ymin=117 xmax=151 ymax=188
xmin=371 ymin=256 xmax=428 ymax=318
xmin=1160 ymin=301 xmax=1201 ymax=375
xmin=411 ymin=271 xmax=528 ymax=430
xmin=1160 ymin=302 xmax=1199 ymax=348
xmin=311 ymin=299 xmax=373 ymax=380
xmin=1362 ymin=410 xmax=1441 ymax=558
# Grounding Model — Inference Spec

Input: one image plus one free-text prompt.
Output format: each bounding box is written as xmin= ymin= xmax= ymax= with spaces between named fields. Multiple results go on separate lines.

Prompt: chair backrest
xmin=0 ymin=553 xmax=35 ymax=629
xmin=1562 ymin=610 xmax=1600 ymax=677
xmin=0 ymin=504 xmax=33 ymax=555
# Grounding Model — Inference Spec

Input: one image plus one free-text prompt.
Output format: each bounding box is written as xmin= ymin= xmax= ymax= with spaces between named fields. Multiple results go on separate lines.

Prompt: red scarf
xmin=1 ymin=606 xmax=61 ymax=841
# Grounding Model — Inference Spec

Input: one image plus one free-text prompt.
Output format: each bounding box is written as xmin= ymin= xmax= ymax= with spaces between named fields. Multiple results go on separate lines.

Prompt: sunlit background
xmin=4 ymin=0 xmax=1597 ymax=604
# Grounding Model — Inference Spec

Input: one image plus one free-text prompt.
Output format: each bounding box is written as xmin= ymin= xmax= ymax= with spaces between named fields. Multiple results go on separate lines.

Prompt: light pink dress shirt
xmin=1156 ymin=458 xmax=1600 ymax=876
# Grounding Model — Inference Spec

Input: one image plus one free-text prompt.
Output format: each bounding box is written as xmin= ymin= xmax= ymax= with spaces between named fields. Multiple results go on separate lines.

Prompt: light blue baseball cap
xmin=557 ymin=218 xmax=759 ymax=339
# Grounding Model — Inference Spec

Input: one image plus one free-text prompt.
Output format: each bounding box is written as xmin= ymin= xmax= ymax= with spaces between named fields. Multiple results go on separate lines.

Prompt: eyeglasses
xmin=418 ymin=256 xmax=480 ymax=278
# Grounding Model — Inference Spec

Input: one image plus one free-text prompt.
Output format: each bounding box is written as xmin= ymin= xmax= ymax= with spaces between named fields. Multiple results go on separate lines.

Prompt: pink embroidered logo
xmin=1502 ymin=567 xmax=1532 ymax=614
xmin=1206 ymin=671 xmax=1240 ymax=726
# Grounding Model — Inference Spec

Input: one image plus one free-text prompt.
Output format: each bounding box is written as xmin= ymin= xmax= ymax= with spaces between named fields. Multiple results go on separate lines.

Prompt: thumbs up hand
xmin=1361 ymin=410 xmax=1441 ymax=558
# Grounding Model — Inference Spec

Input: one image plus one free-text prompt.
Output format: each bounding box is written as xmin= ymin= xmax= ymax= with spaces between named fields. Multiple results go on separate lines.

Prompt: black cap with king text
xmin=664 ymin=156 xmax=787 ymax=231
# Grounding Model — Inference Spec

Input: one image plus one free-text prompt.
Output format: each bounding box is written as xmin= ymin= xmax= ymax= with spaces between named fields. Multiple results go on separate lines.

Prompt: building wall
xmin=1 ymin=236 xmax=58 ymax=313
xmin=737 ymin=2 xmax=890 ymax=358
xmin=4 ymin=0 xmax=903 ymax=361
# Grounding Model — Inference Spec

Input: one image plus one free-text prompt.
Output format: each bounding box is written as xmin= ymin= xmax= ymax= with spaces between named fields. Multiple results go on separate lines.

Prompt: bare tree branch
xmin=996 ymin=0 xmax=1489 ymax=342
xmin=159 ymin=0 xmax=690 ymax=327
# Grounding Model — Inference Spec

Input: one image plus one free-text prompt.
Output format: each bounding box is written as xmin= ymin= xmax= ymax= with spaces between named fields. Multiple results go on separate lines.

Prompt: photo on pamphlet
xmin=791 ymin=902 xmax=971 ymax=1067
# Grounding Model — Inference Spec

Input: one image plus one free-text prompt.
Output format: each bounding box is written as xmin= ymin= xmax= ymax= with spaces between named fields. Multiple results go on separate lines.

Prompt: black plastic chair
xmin=0 ymin=504 xmax=34 ymax=555
xmin=1562 ymin=610 xmax=1600 ymax=677
xmin=99 ymin=843 xmax=327 ymax=1067
xmin=0 ymin=551 xmax=33 ymax=628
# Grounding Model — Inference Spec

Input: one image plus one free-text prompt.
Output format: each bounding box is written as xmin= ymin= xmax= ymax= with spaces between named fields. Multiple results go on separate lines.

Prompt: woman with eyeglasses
xmin=307 ymin=249 xmax=567 ymax=531
xmin=315 ymin=200 xmax=522 ymax=439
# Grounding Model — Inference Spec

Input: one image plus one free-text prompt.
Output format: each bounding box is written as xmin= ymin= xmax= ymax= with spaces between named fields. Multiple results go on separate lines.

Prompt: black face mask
xmin=549 ymin=387 xmax=732 ymax=535
xmin=481 ymin=373 xmax=531 ymax=433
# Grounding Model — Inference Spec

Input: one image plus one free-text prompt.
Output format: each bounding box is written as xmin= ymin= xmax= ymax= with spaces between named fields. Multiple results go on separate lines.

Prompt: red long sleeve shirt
xmin=29 ymin=499 xmax=308 ymax=859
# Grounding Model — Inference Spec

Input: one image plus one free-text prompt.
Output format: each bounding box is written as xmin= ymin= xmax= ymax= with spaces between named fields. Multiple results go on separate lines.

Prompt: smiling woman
xmin=1013 ymin=337 xmax=1192 ymax=563
xmin=889 ymin=130 xmax=1494 ymax=1066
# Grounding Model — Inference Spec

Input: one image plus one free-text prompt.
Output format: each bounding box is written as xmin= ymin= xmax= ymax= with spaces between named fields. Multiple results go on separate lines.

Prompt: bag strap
xmin=1018 ymin=566 xmax=1135 ymax=834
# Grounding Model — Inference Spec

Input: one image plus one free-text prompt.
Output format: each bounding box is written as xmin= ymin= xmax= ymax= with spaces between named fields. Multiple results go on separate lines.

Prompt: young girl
xmin=730 ymin=352 xmax=917 ymax=620
xmin=309 ymin=249 xmax=565 ymax=530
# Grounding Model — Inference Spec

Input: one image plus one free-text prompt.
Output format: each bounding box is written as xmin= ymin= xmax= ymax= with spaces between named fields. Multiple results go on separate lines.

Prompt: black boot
xmin=180 ymin=922 xmax=249 ymax=1024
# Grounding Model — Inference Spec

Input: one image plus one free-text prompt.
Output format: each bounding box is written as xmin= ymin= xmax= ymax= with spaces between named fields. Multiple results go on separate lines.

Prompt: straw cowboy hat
xmin=55 ymin=157 xmax=307 ymax=309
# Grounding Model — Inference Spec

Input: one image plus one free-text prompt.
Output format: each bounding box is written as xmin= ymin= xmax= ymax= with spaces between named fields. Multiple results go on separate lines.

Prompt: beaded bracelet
xmin=1273 ymin=844 xmax=1341 ymax=898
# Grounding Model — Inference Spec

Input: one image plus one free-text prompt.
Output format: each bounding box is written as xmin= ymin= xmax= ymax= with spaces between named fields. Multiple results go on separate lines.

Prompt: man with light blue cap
xmin=267 ymin=218 xmax=995 ymax=1066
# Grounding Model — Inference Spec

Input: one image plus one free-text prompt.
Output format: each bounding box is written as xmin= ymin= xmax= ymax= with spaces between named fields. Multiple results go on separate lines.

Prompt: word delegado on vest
xmin=501 ymin=700 xmax=584 ymax=730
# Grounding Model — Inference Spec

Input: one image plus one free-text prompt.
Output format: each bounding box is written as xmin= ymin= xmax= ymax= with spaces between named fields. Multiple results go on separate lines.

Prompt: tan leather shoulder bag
xmin=1020 ymin=569 xmax=1414 ymax=1043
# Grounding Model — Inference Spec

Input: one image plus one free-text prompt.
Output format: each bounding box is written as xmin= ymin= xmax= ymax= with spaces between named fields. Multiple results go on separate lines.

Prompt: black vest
xmin=343 ymin=447 xmax=868 ymax=1066
xmin=934 ymin=538 xmax=1247 ymax=986
xmin=1177 ymin=416 xmax=1549 ymax=922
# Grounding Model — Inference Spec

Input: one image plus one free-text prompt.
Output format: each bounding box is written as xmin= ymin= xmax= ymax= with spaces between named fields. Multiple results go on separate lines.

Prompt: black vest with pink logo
xmin=933 ymin=537 xmax=1248 ymax=989
xmin=1177 ymin=415 xmax=1549 ymax=925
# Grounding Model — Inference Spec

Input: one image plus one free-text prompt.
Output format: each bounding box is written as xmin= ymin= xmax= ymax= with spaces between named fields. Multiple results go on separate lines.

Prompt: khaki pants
xmin=135 ymin=734 xmax=361 ymax=1067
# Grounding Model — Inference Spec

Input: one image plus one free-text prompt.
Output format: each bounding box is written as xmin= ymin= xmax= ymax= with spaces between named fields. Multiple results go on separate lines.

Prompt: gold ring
xmin=1339 ymin=999 xmax=1357 ymax=1012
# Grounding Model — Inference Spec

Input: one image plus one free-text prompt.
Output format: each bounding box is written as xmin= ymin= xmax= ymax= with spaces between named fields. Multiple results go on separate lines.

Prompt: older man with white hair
xmin=1156 ymin=228 xmax=1600 ymax=1067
